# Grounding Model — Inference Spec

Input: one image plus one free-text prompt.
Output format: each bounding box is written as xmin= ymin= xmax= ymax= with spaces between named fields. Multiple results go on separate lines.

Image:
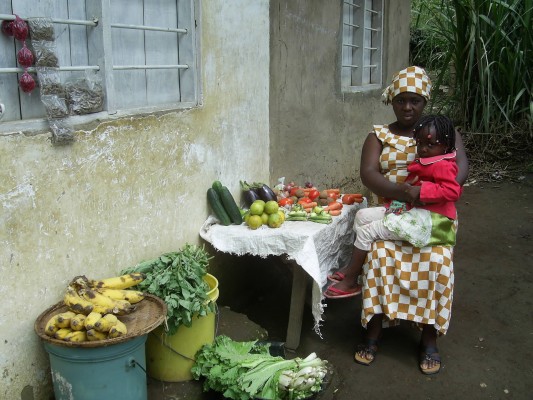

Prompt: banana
xmin=56 ymin=311 xmax=77 ymax=328
xmin=108 ymin=320 xmax=127 ymax=338
xmin=84 ymin=312 xmax=102 ymax=330
xmin=96 ymin=288 xmax=145 ymax=304
xmin=79 ymin=288 xmax=136 ymax=315
xmin=94 ymin=314 xmax=118 ymax=333
xmin=44 ymin=315 xmax=61 ymax=336
xmin=89 ymin=272 xmax=146 ymax=290
xmin=54 ymin=328 xmax=73 ymax=340
xmin=86 ymin=329 xmax=107 ymax=342
xmin=64 ymin=330 xmax=87 ymax=342
xmin=70 ymin=314 xmax=87 ymax=331
xmin=63 ymin=286 xmax=94 ymax=315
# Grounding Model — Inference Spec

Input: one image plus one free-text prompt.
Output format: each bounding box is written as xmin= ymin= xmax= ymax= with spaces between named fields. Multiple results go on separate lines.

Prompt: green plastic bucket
xmin=146 ymin=273 xmax=219 ymax=382
xmin=44 ymin=335 xmax=147 ymax=400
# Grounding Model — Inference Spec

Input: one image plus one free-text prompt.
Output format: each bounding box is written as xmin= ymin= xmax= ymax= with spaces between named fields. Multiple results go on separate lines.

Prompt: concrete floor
xmin=147 ymin=180 xmax=533 ymax=400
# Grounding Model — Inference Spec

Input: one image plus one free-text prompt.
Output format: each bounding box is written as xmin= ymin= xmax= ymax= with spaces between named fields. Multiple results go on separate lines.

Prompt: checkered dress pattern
xmin=362 ymin=126 xmax=455 ymax=335
xmin=382 ymin=66 xmax=432 ymax=105
xmin=372 ymin=125 xmax=417 ymax=205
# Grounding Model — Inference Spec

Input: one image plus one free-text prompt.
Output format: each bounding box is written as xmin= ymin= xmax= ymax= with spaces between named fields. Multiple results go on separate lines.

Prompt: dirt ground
xmin=148 ymin=178 xmax=532 ymax=400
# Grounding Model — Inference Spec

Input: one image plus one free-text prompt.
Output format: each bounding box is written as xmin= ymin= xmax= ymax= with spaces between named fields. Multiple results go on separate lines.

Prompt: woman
xmin=326 ymin=66 xmax=469 ymax=375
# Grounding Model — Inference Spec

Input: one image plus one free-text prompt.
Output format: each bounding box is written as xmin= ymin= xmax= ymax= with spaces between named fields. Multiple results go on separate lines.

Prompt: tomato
xmin=278 ymin=197 xmax=294 ymax=207
xmin=308 ymin=189 xmax=320 ymax=201
xmin=289 ymin=187 xmax=300 ymax=197
xmin=327 ymin=192 xmax=339 ymax=201
xmin=342 ymin=194 xmax=356 ymax=205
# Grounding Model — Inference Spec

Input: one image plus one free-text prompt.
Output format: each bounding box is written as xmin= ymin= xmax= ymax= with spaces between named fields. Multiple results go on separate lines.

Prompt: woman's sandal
xmin=354 ymin=338 xmax=379 ymax=366
xmin=327 ymin=271 xmax=346 ymax=283
xmin=419 ymin=346 xmax=441 ymax=375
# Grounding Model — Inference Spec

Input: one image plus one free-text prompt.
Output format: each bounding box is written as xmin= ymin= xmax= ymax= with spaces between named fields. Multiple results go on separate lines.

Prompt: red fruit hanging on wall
xmin=12 ymin=15 xmax=28 ymax=41
xmin=1 ymin=20 xmax=14 ymax=36
xmin=19 ymin=71 xmax=36 ymax=93
xmin=17 ymin=42 xmax=34 ymax=68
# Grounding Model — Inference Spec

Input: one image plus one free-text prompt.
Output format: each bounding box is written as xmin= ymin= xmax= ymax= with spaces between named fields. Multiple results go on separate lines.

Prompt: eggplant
xmin=240 ymin=180 xmax=262 ymax=207
xmin=243 ymin=189 xmax=261 ymax=207
xmin=257 ymin=184 xmax=277 ymax=202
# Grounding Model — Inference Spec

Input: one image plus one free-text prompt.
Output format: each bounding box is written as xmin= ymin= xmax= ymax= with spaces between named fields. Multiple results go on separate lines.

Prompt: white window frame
xmin=0 ymin=0 xmax=202 ymax=134
xmin=340 ymin=0 xmax=383 ymax=92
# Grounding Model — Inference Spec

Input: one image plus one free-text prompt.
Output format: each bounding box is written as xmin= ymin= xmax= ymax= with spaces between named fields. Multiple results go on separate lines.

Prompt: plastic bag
xmin=12 ymin=15 xmax=28 ymax=41
xmin=17 ymin=42 xmax=34 ymax=68
xmin=32 ymin=40 xmax=59 ymax=67
xmin=48 ymin=118 xmax=74 ymax=145
xmin=19 ymin=71 xmax=36 ymax=93
xmin=28 ymin=17 xmax=54 ymax=41
xmin=66 ymin=70 xmax=104 ymax=115
xmin=41 ymin=95 xmax=69 ymax=119
xmin=1 ymin=20 xmax=13 ymax=36
xmin=36 ymin=68 xmax=65 ymax=96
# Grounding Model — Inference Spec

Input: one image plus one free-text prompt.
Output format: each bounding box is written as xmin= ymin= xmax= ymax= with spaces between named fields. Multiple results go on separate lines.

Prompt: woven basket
xmin=34 ymin=293 xmax=167 ymax=348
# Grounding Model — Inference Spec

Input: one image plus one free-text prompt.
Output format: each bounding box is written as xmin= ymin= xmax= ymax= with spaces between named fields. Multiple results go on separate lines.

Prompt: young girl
xmin=324 ymin=114 xmax=461 ymax=300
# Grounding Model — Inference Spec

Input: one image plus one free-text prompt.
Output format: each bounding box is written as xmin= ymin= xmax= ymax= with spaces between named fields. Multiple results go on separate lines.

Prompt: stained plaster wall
xmin=0 ymin=1 xmax=269 ymax=399
xmin=269 ymin=0 xmax=411 ymax=194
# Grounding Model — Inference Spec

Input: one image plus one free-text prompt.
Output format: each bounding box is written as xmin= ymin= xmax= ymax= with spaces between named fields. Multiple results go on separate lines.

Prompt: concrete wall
xmin=0 ymin=1 xmax=269 ymax=399
xmin=269 ymin=0 xmax=411 ymax=194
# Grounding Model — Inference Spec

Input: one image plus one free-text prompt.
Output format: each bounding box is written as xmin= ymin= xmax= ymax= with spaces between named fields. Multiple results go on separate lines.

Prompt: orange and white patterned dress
xmin=361 ymin=125 xmax=454 ymax=335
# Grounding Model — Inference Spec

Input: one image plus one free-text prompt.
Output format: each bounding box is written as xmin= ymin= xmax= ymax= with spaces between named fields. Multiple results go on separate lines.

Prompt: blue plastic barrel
xmin=43 ymin=335 xmax=147 ymax=400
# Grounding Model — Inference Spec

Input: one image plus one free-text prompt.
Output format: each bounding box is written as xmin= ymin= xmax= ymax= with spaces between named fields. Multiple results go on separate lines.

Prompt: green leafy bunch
xmin=192 ymin=335 xmax=328 ymax=400
xmin=121 ymin=244 xmax=214 ymax=335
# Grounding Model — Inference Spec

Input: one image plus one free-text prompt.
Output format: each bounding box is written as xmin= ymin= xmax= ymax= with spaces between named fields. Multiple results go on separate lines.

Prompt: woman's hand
xmin=399 ymin=183 xmax=421 ymax=203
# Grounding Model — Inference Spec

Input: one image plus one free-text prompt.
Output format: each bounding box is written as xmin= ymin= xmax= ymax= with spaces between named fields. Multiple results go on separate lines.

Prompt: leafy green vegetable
xmin=191 ymin=335 xmax=328 ymax=400
xmin=121 ymin=244 xmax=214 ymax=335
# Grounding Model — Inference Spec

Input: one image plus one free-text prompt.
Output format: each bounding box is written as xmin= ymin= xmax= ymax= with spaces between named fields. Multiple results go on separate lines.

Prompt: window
xmin=340 ymin=0 xmax=383 ymax=92
xmin=0 ymin=0 xmax=200 ymax=127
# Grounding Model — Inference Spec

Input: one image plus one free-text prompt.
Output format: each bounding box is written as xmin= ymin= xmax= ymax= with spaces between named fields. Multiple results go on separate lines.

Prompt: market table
xmin=199 ymin=200 xmax=367 ymax=350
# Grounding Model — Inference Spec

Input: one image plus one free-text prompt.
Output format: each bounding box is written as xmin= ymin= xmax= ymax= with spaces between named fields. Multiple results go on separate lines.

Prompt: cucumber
xmin=212 ymin=182 xmax=242 ymax=225
xmin=207 ymin=188 xmax=232 ymax=226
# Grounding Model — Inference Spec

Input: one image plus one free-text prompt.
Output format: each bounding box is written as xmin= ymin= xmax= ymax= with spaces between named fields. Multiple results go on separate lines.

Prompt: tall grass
xmin=411 ymin=0 xmax=532 ymax=136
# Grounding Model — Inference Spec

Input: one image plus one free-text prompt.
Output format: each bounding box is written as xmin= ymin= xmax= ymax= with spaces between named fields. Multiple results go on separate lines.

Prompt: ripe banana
xmin=89 ymin=272 xmax=146 ymax=290
xmin=94 ymin=314 xmax=118 ymax=333
xmin=64 ymin=330 xmax=87 ymax=342
xmin=86 ymin=329 xmax=107 ymax=341
xmin=70 ymin=314 xmax=87 ymax=331
xmin=78 ymin=288 xmax=136 ymax=316
xmin=84 ymin=312 xmax=102 ymax=330
xmin=56 ymin=311 xmax=77 ymax=328
xmin=96 ymin=288 xmax=144 ymax=304
xmin=45 ymin=315 xmax=61 ymax=336
xmin=108 ymin=320 xmax=128 ymax=338
xmin=54 ymin=328 xmax=73 ymax=340
xmin=63 ymin=286 xmax=94 ymax=315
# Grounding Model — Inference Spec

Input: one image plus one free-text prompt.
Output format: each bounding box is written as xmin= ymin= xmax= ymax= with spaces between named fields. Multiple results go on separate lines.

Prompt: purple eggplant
xmin=240 ymin=181 xmax=262 ymax=207
xmin=257 ymin=184 xmax=277 ymax=202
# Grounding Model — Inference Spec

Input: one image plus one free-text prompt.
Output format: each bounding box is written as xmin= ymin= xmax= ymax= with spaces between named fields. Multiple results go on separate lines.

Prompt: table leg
xmin=285 ymin=262 xmax=308 ymax=351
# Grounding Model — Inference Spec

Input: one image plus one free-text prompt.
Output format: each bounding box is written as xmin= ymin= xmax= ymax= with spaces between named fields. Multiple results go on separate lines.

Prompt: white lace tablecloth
xmin=199 ymin=200 xmax=367 ymax=331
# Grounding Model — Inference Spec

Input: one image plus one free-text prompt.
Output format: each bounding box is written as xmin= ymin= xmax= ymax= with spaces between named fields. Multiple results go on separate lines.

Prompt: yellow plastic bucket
xmin=146 ymin=273 xmax=219 ymax=382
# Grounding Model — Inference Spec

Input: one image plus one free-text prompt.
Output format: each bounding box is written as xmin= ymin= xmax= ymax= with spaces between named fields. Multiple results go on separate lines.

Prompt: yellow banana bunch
xmin=96 ymin=288 xmax=144 ymax=304
xmin=63 ymin=286 xmax=94 ymax=315
xmin=78 ymin=288 xmax=136 ymax=316
xmin=70 ymin=314 xmax=87 ymax=331
xmin=45 ymin=315 xmax=61 ymax=336
xmin=84 ymin=312 xmax=102 ymax=330
xmin=54 ymin=328 xmax=73 ymax=340
xmin=86 ymin=329 xmax=107 ymax=341
xmin=108 ymin=320 xmax=128 ymax=338
xmin=89 ymin=272 xmax=146 ymax=290
xmin=56 ymin=311 xmax=77 ymax=328
xmin=94 ymin=314 xmax=118 ymax=333
xmin=64 ymin=330 xmax=87 ymax=342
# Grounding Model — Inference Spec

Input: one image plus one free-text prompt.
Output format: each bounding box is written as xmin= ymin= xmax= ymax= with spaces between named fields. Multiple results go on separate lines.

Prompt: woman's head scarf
xmin=382 ymin=66 xmax=432 ymax=105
